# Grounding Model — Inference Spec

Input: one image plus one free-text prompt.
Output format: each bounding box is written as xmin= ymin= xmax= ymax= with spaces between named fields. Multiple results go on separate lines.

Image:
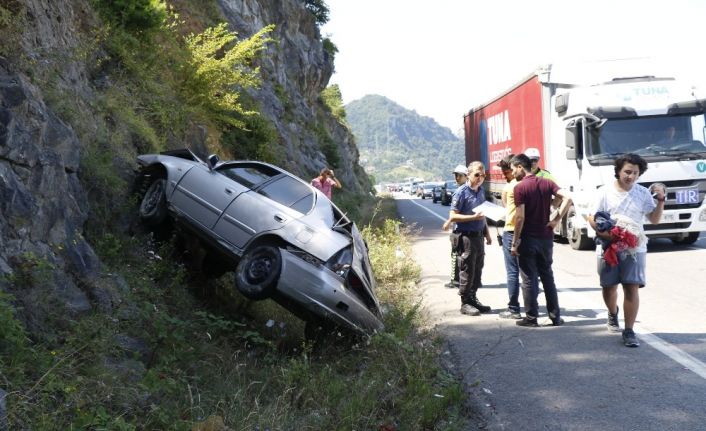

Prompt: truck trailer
xmin=463 ymin=61 xmax=706 ymax=249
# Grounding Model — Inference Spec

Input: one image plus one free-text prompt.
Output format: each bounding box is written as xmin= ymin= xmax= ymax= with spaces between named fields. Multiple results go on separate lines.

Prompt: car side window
xmin=258 ymin=175 xmax=314 ymax=214
xmin=218 ymin=164 xmax=279 ymax=188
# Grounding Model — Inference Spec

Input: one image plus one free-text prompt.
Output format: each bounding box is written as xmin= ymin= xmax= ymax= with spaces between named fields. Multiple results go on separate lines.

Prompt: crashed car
xmin=136 ymin=149 xmax=384 ymax=335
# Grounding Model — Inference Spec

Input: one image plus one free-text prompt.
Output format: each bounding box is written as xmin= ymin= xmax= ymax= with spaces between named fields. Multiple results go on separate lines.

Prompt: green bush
xmin=93 ymin=0 xmax=167 ymax=34
xmin=181 ymin=23 xmax=275 ymax=129
xmin=321 ymin=84 xmax=346 ymax=123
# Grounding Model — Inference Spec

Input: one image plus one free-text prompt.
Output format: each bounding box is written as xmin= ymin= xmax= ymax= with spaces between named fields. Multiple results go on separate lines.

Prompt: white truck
xmin=463 ymin=61 xmax=706 ymax=249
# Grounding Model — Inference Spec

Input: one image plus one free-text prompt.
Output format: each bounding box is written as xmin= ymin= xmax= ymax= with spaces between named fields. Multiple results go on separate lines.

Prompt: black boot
xmin=468 ymin=294 xmax=491 ymax=313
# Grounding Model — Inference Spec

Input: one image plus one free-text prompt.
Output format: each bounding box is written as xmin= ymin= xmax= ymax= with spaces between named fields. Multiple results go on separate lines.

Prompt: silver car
xmin=136 ymin=149 xmax=384 ymax=335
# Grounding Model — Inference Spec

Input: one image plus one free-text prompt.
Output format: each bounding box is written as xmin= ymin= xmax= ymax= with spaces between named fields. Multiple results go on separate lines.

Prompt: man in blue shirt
xmin=442 ymin=161 xmax=493 ymax=316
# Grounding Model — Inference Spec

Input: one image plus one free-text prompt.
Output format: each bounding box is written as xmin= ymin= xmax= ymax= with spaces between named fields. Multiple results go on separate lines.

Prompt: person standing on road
xmin=525 ymin=147 xmax=556 ymax=181
xmin=445 ymin=164 xmax=469 ymax=289
xmin=311 ymin=168 xmax=341 ymax=200
xmin=497 ymin=154 xmax=522 ymax=319
xmin=510 ymin=154 xmax=572 ymax=327
xmin=442 ymin=161 xmax=493 ymax=316
xmin=587 ymin=153 xmax=664 ymax=347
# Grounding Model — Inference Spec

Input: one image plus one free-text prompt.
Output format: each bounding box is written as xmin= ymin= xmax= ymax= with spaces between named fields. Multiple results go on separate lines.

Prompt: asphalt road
xmin=395 ymin=193 xmax=706 ymax=431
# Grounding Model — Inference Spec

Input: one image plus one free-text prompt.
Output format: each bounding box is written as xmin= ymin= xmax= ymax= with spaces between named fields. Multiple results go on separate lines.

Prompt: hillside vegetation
xmin=346 ymin=95 xmax=465 ymax=183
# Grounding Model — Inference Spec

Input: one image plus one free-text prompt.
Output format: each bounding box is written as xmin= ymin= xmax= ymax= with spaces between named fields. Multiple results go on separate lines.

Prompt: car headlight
xmin=326 ymin=246 xmax=353 ymax=277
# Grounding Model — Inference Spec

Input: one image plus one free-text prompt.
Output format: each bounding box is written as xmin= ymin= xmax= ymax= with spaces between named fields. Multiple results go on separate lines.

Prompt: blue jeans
xmin=502 ymin=231 xmax=520 ymax=312
xmin=518 ymin=236 xmax=560 ymax=319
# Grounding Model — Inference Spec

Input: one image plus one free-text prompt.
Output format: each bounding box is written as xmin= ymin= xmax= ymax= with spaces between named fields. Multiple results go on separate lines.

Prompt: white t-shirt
xmin=592 ymin=182 xmax=657 ymax=253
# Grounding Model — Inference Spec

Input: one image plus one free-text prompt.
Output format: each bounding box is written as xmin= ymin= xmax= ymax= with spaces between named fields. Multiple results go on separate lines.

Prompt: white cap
xmin=525 ymin=147 xmax=541 ymax=160
xmin=453 ymin=164 xmax=468 ymax=175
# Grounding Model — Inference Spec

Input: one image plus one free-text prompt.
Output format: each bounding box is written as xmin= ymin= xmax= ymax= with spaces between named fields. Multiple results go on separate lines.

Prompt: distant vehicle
xmin=419 ymin=183 xmax=436 ymax=199
xmin=402 ymin=183 xmax=411 ymax=193
xmin=440 ymin=180 xmax=459 ymax=206
xmin=135 ymin=149 xmax=384 ymax=336
xmin=431 ymin=185 xmax=443 ymax=203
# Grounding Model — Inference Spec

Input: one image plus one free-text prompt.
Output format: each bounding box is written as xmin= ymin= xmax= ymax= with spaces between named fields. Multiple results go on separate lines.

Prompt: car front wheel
xmin=139 ymin=178 xmax=167 ymax=226
xmin=235 ymin=245 xmax=281 ymax=300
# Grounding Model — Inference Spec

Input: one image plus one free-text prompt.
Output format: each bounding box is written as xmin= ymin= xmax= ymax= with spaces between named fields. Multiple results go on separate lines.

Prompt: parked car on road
xmin=419 ymin=183 xmax=436 ymax=199
xmin=431 ymin=185 xmax=443 ymax=203
xmin=440 ymin=180 xmax=459 ymax=205
xmin=136 ymin=149 xmax=384 ymax=336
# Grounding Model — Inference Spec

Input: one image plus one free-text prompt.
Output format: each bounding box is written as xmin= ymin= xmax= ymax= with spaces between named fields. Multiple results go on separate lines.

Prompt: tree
xmin=303 ymin=0 xmax=329 ymax=25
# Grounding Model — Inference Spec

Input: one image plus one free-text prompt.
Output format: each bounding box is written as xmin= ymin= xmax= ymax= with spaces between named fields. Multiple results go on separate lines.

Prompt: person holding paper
xmin=442 ymin=161 xmax=493 ymax=316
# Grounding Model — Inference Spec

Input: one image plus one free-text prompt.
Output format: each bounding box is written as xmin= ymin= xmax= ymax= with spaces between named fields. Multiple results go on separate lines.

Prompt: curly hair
xmin=614 ymin=153 xmax=648 ymax=178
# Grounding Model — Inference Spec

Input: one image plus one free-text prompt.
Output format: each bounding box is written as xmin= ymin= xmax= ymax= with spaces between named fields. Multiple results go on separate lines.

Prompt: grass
xmin=1 ymin=196 xmax=470 ymax=429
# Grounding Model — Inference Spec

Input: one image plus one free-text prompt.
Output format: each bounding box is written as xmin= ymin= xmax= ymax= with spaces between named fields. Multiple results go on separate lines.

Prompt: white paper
xmin=473 ymin=201 xmax=506 ymax=221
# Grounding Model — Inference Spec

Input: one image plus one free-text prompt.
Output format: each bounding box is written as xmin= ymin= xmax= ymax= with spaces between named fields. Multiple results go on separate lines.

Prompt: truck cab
xmin=556 ymin=76 xmax=706 ymax=248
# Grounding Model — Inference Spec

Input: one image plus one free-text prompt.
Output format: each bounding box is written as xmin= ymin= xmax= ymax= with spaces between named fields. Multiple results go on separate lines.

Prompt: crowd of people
xmin=441 ymin=149 xmax=665 ymax=348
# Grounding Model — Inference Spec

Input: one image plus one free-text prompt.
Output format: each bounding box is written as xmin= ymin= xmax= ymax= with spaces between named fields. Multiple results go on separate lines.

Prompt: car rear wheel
xmin=139 ymin=178 xmax=167 ymax=226
xmin=235 ymin=245 xmax=281 ymax=300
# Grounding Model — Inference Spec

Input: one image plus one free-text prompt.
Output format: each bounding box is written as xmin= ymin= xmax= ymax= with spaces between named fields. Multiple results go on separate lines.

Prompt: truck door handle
xmin=274 ymin=214 xmax=287 ymax=223
xmin=224 ymin=188 xmax=232 ymax=195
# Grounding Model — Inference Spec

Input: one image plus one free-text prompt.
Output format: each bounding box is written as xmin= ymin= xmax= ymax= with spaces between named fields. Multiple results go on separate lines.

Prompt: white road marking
xmin=563 ymin=289 xmax=706 ymax=381
xmin=407 ymin=197 xmax=448 ymax=222
xmin=636 ymin=331 xmax=706 ymax=379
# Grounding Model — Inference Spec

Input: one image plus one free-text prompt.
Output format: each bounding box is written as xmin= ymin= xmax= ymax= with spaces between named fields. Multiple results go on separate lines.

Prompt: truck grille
xmin=644 ymin=222 xmax=691 ymax=231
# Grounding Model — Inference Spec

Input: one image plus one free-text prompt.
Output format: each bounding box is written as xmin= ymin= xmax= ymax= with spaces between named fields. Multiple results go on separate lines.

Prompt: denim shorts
xmin=597 ymin=251 xmax=646 ymax=287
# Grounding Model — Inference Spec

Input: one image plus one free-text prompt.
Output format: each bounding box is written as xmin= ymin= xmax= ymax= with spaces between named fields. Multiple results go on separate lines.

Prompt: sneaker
xmin=516 ymin=317 xmax=539 ymax=327
xmin=541 ymin=317 xmax=564 ymax=327
xmin=460 ymin=304 xmax=480 ymax=316
xmin=622 ymin=328 xmax=640 ymax=347
xmin=607 ymin=307 xmax=621 ymax=332
xmin=499 ymin=309 xmax=522 ymax=320
xmin=468 ymin=296 xmax=491 ymax=313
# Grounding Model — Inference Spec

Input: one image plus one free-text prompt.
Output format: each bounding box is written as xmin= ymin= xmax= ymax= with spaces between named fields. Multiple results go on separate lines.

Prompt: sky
xmin=321 ymin=0 xmax=706 ymax=133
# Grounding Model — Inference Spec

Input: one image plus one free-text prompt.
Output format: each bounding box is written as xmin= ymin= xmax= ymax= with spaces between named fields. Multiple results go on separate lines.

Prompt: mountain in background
xmin=345 ymin=95 xmax=465 ymax=183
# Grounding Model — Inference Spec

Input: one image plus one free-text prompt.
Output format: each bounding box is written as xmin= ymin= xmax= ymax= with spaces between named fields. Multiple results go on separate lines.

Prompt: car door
xmin=169 ymin=163 xmax=249 ymax=230
xmin=213 ymin=170 xmax=314 ymax=250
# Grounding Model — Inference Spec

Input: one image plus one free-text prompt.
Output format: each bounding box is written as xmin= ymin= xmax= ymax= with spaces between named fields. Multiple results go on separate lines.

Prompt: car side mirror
xmin=207 ymin=154 xmax=219 ymax=170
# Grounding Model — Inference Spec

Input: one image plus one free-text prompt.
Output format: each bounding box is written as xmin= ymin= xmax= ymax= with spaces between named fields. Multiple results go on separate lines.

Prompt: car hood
xmin=280 ymin=195 xmax=380 ymax=314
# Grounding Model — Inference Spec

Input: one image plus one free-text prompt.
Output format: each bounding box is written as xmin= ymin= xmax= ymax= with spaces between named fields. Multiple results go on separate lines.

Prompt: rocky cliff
xmin=0 ymin=0 xmax=367 ymax=347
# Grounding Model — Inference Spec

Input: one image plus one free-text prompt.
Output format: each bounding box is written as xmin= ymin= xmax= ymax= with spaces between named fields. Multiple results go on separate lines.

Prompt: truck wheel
xmin=139 ymin=178 xmax=167 ymax=227
xmin=235 ymin=245 xmax=281 ymax=300
xmin=670 ymin=232 xmax=700 ymax=245
xmin=567 ymin=207 xmax=594 ymax=250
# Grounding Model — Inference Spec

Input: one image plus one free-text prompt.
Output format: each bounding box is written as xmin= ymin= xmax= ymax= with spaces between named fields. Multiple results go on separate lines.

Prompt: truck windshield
xmin=586 ymin=113 xmax=706 ymax=163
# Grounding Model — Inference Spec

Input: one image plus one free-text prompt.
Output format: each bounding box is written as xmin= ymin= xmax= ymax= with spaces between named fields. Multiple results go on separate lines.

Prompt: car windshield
xmin=445 ymin=181 xmax=458 ymax=189
xmin=586 ymin=113 xmax=706 ymax=164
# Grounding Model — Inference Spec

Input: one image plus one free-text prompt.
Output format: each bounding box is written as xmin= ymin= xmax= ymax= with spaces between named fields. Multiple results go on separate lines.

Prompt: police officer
xmin=442 ymin=161 xmax=493 ymax=316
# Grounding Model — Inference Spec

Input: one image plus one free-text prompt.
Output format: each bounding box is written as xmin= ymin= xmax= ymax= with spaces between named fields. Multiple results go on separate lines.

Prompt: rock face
xmin=219 ymin=0 xmax=367 ymax=192
xmin=0 ymin=0 xmax=369 ymax=338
